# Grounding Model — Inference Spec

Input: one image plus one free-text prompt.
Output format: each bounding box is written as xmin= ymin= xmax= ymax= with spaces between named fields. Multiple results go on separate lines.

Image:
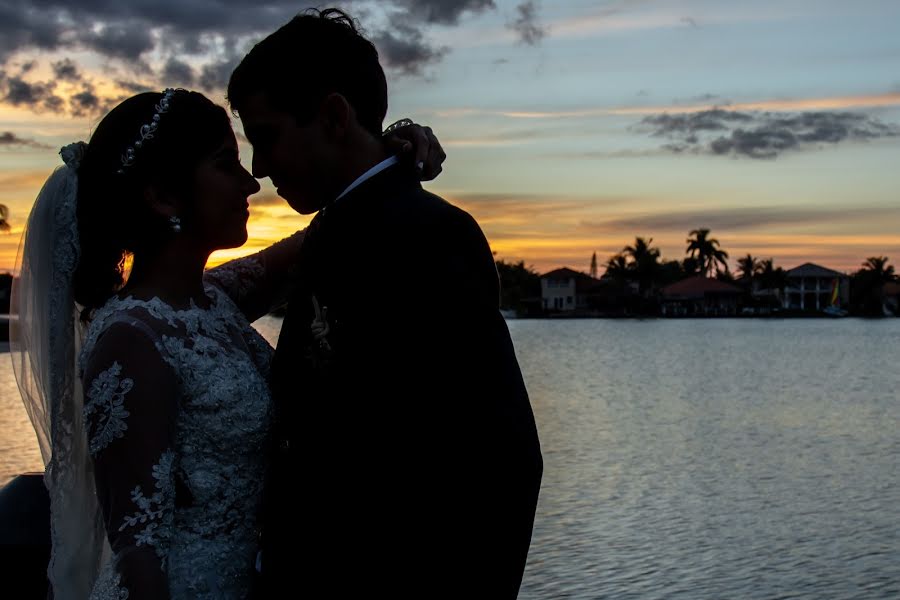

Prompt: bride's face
xmin=188 ymin=131 xmax=260 ymax=251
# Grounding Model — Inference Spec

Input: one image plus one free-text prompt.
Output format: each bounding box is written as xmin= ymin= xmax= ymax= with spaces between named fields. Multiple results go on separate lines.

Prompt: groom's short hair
xmin=227 ymin=8 xmax=388 ymax=137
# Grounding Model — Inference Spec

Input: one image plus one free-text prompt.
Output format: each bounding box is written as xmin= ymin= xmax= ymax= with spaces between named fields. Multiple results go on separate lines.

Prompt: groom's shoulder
xmin=393 ymin=186 xmax=484 ymax=238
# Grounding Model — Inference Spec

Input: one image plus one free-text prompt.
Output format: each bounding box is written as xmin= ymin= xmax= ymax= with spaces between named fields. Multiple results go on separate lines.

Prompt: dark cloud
xmin=115 ymin=79 xmax=156 ymax=94
xmin=681 ymin=16 xmax=698 ymax=27
xmin=0 ymin=1 xmax=292 ymax=76
xmin=641 ymin=109 xmax=752 ymax=135
xmin=70 ymin=86 xmax=101 ymax=117
xmin=0 ymin=66 xmax=107 ymax=116
xmin=373 ymin=23 xmax=448 ymax=76
xmin=0 ymin=73 xmax=65 ymax=112
xmin=0 ymin=0 xmax=504 ymax=105
xmin=640 ymin=109 xmax=900 ymax=159
xmin=52 ymin=58 xmax=81 ymax=82
xmin=0 ymin=131 xmax=50 ymax=149
xmin=0 ymin=4 xmax=66 ymax=62
xmin=509 ymin=1 xmax=547 ymax=45
xmin=394 ymin=0 xmax=495 ymax=25
xmin=79 ymin=22 xmax=156 ymax=62
xmin=0 ymin=1 xmax=497 ymax=66
xmin=199 ymin=55 xmax=241 ymax=91
xmin=162 ymin=58 xmax=196 ymax=87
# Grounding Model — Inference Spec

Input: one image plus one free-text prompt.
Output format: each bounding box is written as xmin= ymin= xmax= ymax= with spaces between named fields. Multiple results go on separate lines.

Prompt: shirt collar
xmin=334 ymin=155 xmax=400 ymax=203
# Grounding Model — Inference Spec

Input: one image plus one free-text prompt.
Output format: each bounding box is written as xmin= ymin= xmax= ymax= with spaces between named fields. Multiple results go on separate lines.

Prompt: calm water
xmin=2 ymin=318 xmax=899 ymax=598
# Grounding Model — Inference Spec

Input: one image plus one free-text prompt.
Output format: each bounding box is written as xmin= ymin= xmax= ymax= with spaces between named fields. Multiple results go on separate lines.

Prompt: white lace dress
xmin=78 ymin=233 xmax=302 ymax=599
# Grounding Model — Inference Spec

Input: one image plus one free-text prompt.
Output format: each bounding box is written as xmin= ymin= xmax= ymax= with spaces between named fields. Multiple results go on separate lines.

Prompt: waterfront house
xmin=540 ymin=267 xmax=596 ymax=312
xmin=660 ymin=276 xmax=743 ymax=316
xmin=782 ymin=263 xmax=849 ymax=312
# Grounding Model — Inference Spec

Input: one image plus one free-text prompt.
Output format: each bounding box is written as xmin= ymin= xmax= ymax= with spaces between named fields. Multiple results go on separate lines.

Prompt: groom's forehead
xmin=238 ymin=92 xmax=283 ymax=122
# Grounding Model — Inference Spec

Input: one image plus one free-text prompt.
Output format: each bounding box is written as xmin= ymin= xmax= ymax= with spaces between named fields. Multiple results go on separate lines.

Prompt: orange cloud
xmin=0 ymin=170 xmax=55 ymax=192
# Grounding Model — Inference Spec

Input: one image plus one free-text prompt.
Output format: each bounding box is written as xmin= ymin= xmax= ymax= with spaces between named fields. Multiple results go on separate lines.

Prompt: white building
xmin=783 ymin=263 xmax=850 ymax=311
xmin=540 ymin=268 xmax=596 ymax=312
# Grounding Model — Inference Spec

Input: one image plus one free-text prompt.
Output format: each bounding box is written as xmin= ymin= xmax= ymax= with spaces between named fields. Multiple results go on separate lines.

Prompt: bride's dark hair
xmin=73 ymin=90 xmax=232 ymax=321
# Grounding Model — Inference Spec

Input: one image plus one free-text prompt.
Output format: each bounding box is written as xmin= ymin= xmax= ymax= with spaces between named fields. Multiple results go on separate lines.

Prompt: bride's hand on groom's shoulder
xmin=382 ymin=120 xmax=446 ymax=181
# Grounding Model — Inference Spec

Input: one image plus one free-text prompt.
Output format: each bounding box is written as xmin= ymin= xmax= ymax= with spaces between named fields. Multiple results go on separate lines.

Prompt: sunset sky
xmin=1 ymin=0 xmax=898 ymax=275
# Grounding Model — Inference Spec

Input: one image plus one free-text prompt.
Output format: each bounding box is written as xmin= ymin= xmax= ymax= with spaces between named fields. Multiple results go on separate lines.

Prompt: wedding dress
xmin=11 ymin=144 xmax=303 ymax=599
xmin=66 ymin=231 xmax=299 ymax=599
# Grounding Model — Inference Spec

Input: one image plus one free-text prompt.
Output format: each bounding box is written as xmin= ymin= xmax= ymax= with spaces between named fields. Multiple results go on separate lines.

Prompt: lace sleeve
xmin=204 ymin=228 xmax=306 ymax=322
xmin=82 ymin=321 xmax=179 ymax=599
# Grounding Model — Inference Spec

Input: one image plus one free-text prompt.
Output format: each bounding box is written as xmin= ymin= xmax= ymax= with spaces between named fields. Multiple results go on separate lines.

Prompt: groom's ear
xmin=319 ymin=93 xmax=352 ymax=140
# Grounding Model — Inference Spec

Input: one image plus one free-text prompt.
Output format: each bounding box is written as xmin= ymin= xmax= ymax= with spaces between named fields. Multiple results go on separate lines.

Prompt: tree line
xmin=496 ymin=228 xmax=898 ymax=317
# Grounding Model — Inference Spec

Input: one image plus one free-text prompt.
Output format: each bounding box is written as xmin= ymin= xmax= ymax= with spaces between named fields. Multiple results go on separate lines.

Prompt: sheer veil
xmin=10 ymin=142 xmax=111 ymax=598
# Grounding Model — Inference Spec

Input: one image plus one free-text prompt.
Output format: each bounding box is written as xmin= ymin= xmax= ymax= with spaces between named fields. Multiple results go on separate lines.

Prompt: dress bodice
xmin=80 ymin=248 xmax=295 ymax=599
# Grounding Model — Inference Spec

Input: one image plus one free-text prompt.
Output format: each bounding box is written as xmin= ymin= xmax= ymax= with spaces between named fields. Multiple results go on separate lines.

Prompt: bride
xmin=10 ymin=88 xmax=443 ymax=599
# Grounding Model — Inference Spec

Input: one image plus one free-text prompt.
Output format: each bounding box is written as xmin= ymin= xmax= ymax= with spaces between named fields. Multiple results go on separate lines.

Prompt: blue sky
xmin=1 ymin=0 xmax=899 ymax=274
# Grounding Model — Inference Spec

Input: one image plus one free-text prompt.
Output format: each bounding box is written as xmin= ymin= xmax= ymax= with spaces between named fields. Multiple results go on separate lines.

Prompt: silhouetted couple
xmin=15 ymin=8 xmax=542 ymax=599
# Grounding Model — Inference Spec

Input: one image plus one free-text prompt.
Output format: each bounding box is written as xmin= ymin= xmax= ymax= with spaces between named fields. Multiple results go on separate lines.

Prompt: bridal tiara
xmin=117 ymin=88 xmax=180 ymax=175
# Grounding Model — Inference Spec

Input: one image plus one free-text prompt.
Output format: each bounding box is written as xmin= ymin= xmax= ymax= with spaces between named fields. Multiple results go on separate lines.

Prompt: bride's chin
xmin=215 ymin=230 xmax=249 ymax=250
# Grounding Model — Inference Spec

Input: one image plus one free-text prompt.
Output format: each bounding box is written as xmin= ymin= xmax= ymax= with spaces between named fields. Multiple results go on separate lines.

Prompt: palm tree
xmin=757 ymin=258 xmax=788 ymax=293
xmin=851 ymin=256 xmax=897 ymax=316
xmin=496 ymin=260 xmax=541 ymax=314
xmin=681 ymin=256 xmax=702 ymax=277
xmin=861 ymin=256 xmax=895 ymax=282
xmin=623 ymin=236 xmax=661 ymax=296
xmin=686 ymin=228 xmax=729 ymax=277
xmin=603 ymin=253 xmax=629 ymax=282
xmin=736 ymin=254 xmax=761 ymax=281
xmin=0 ymin=205 xmax=10 ymax=233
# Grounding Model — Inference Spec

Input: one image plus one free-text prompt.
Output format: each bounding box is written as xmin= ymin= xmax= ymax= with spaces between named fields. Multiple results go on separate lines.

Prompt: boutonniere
xmin=310 ymin=295 xmax=334 ymax=366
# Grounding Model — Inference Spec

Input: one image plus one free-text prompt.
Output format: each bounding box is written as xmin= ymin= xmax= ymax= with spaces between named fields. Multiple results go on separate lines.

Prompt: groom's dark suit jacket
xmin=260 ymin=163 xmax=543 ymax=598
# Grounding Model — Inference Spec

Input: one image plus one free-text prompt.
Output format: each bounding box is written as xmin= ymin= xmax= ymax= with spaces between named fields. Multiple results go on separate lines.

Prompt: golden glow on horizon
xmin=0 ymin=170 xmax=55 ymax=191
xmin=0 ymin=164 xmax=897 ymax=277
xmin=2 ymin=199 xmax=898 ymax=277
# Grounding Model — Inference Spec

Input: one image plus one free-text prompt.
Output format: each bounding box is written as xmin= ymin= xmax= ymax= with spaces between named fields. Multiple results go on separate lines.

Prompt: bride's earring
xmin=169 ymin=215 xmax=182 ymax=233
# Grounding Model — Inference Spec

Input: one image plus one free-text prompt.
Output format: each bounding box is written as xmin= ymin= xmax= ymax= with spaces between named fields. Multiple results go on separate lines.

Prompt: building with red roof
xmin=660 ymin=276 xmax=744 ymax=316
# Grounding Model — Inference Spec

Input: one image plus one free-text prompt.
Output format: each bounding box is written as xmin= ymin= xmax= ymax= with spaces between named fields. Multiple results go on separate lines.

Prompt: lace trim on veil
xmin=11 ymin=142 xmax=111 ymax=599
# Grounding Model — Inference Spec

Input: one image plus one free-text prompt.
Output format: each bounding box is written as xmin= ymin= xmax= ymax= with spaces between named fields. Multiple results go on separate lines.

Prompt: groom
xmin=229 ymin=9 xmax=542 ymax=598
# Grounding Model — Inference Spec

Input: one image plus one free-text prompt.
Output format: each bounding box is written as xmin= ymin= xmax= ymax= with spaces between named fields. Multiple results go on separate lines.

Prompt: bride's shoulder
xmin=80 ymin=297 xmax=171 ymax=374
